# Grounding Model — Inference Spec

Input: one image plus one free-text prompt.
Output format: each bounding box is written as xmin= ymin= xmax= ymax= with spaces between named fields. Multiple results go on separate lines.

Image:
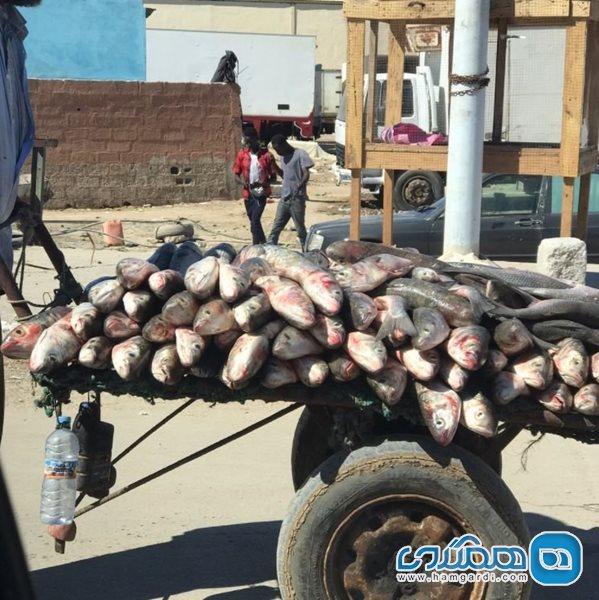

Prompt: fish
xmin=70 ymin=303 xmax=102 ymax=340
xmin=254 ymin=276 xmax=316 ymax=329
xmin=219 ymin=263 xmax=250 ymax=303
xmin=344 ymin=291 xmax=377 ymax=331
xmin=536 ymin=380 xmax=573 ymax=413
xmin=552 ymin=338 xmax=589 ymax=388
xmin=374 ymin=296 xmax=416 ymax=341
xmin=257 ymin=319 xmax=286 ymax=341
xmin=142 ymin=315 xmax=176 ymax=343
xmin=492 ymin=371 xmax=530 ymax=405
xmin=112 ymin=336 xmax=153 ymax=381
xmin=303 ymin=250 xmax=330 ymax=269
xmin=103 ymin=311 xmax=141 ymax=340
xmin=460 ymin=390 xmax=497 ymax=438
xmin=184 ymin=256 xmax=220 ymax=299
xmin=492 ymin=299 xmax=599 ymax=328
xmin=260 ymin=357 xmax=298 ymax=388
xmin=223 ymin=333 xmax=270 ymax=388
xmin=232 ymin=293 xmax=273 ymax=332
xmin=415 ymin=381 xmax=461 ymax=446
xmin=1 ymin=306 xmax=71 ymax=360
xmin=366 ymin=360 xmax=408 ymax=406
xmin=214 ymin=328 xmax=243 ymax=352
xmin=88 ymin=279 xmax=125 ymax=313
xmin=593 ymin=352 xmax=599 ymax=381
xmin=29 ymin=320 xmax=82 ymax=374
xmin=239 ymin=257 xmax=273 ymax=284
xmin=412 ymin=308 xmax=450 ymax=351
xmin=484 ymin=279 xmax=535 ymax=309
xmin=448 ymin=284 xmax=490 ymax=321
xmin=345 ymin=331 xmax=387 ymax=374
xmin=272 ymin=326 xmax=323 ymax=360
xmin=531 ymin=320 xmax=599 ymax=349
xmin=328 ymin=352 xmax=361 ymax=382
xmin=326 ymin=240 xmax=447 ymax=270
xmin=78 ymin=336 xmax=113 ymax=370
xmin=148 ymin=269 xmax=185 ymax=300
xmin=116 ymin=258 xmax=159 ymax=290
xmin=446 ymin=326 xmax=490 ymax=371
xmin=168 ymin=241 xmax=203 ymax=275
xmin=480 ymin=349 xmax=509 ymax=376
xmin=175 ymin=328 xmax=208 ymax=368
xmin=411 ymin=267 xmax=453 ymax=284
xmin=146 ymin=243 xmax=177 ymax=270
xmin=378 ymin=279 xmax=477 ymax=327
xmin=161 ymin=291 xmax=200 ymax=327
xmin=292 ymin=356 xmax=329 ymax=387
xmin=193 ymin=298 xmax=236 ymax=335
xmin=310 ymin=314 xmax=346 ymax=349
xmin=151 ymin=344 xmax=184 ymax=385
xmin=232 ymin=244 xmax=267 ymax=266
xmin=204 ymin=242 xmax=237 ymax=263
xmin=510 ymin=352 xmax=554 ymax=390
xmin=521 ymin=284 xmax=599 ymax=302
xmin=335 ymin=254 xmax=413 ymax=292
xmin=493 ymin=319 xmax=534 ymax=357
xmin=439 ymin=356 xmax=469 ymax=392
xmin=123 ymin=290 xmax=159 ymax=323
xmin=397 ymin=347 xmax=440 ymax=381
xmin=573 ymin=383 xmax=599 ymax=416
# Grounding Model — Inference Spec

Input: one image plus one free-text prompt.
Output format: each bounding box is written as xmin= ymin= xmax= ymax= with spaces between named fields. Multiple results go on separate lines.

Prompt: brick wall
xmin=28 ymin=80 xmax=242 ymax=208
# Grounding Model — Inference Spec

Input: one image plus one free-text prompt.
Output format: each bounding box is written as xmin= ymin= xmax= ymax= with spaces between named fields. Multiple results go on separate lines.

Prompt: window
xmin=550 ymin=173 xmax=599 ymax=213
xmin=481 ymin=175 xmax=542 ymax=216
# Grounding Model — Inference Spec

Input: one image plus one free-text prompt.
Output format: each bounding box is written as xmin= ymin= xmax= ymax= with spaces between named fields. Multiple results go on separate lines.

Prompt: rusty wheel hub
xmin=323 ymin=495 xmax=486 ymax=600
xmin=404 ymin=179 xmax=433 ymax=207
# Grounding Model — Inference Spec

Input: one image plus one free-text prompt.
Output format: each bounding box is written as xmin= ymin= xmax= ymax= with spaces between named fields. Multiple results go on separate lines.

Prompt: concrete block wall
xmin=28 ymin=80 xmax=242 ymax=208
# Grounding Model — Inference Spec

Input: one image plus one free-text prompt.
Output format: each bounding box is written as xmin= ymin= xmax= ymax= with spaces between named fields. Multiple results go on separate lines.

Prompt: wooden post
xmin=561 ymin=177 xmax=575 ymax=237
xmin=576 ymin=173 xmax=591 ymax=241
xmin=365 ymin=21 xmax=378 ymax=142
xmin=382 ymin=21 xmax=406 ymax=245
xmin=346 ymin=19 xmax=365 ymax=240
xmin=492 ymin=20 xmax=508 ymax=143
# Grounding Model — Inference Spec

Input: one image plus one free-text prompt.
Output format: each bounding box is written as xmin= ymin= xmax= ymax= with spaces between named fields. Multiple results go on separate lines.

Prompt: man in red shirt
xmin=232 ymin=137 xmax=276 ymax=245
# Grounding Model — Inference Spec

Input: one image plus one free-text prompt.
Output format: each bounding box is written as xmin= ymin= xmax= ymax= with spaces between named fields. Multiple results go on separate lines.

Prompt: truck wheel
xmin=393 ymin=171 xmax=444 ymax=211
xmin=278 ymin=436 xmax=530 ymax=600
xmin=291 ymin=407 xmax=336 ymax=491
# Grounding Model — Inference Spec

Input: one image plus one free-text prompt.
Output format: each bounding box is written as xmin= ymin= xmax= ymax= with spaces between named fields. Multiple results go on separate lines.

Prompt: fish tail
xmin=375 ymin=312 xmax=416 ymax=341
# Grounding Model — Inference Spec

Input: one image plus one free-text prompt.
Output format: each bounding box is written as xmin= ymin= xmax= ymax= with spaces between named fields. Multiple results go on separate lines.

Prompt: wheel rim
xmin=323 ymin=494 xmax=487 ymax=600
xmin=404 ymin=179 xmax=433 ymax=208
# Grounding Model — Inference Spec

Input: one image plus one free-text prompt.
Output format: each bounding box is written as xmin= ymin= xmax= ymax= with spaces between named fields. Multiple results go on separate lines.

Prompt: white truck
xmin=146 ymin=29 xmax=319 ymax=139
xmin=335 ymin=25 xmax=565 ymax=210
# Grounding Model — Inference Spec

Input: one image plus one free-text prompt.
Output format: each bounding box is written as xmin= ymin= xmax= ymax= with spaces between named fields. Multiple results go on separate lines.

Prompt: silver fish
xmin=439 ymin=356 xmax=469 ymax=392
xmin=344 ymin=291 xmax=377 ymax=331
xmin=446 ymin=326 xmax=490 ymax=371
xmin=511 ymin=351 xmax=554 ymax=390
xmin=224 ymin=333 xmax=270 ymax=388
xmin=29 ymin=320 xmax=82 ymax=374
xmin=232 ymin=293 xmax=273 ymax=332
xmin=219 ymin=263 xmax=251 ymax=303
xmin=310 ymin=314 xmax=346 ymax=349
xmin=460 ymin=390 xmax=497 ymax=438
xmin=479 ymin=349 xmax=509 ymax=377
xmin=214 ymin=328 xmax=243 ymax=352
xmin=272 ymin=326 xmax=323 ymax=360
xmin=415 ymin=381 xmax=461 ymax=446
xmin=573 ymin=384 xmax=599 ymax=416
xmin=88 ymin=279 xmax=125 ymax=314
xmin=328 ymin=352 xmax=361 ymax=382
xmin=162 ymin=291 xmax=200 ymax=327
xmin=78 ymin=336 xmax=113 ymax=370
xmin=184 ymin=256 xmax=220 ymax=299
xmin=345 ymin=331 xmax=387 ymax=374
xmin=257 ymin=319 xmax=287 ymax=341
xmin=493 ymin=319 xmax=534 ymax=357
xmin=492 ymin=371 xmax=529 ymax=405
xmin=116 ymin=258 xmax=158 ymax=290
xmin=193 ymin=298 xmax=236 ymax=335
xmin=70 ymin=302 xmax=102 ymax=340
xmin=412 ymin=308 xmax=450 ymax=351
xmin=103 ymin=311 xmax=141 ymax=340
xmin=254 ymin=276 xmax=316 ymax=329
xmin=239 ymin=257 xmax=273 ymax=283
xmin=151 ymin=344 xmax=184 ymax=386
xmin=261 ymin=357 xmax=298 ymax=388
xmin=175 ymin=328 xmax=208 ymax=368
xmin=374 ymin=295 xmax=417 ymax=342
xmin=397 ymin=347 xmax=440 ymax=381
xmin=123 ymin=290 xmax=159 ymax=323
xmin=292 ymin=356 xmax=329 ymax=387
xmin=366 ymin=360 xmax=408 ymax=406
xmin=112 ymin=336 xmax=152 ymax=381
xmin=148 ymin=269 xmax=185 ymax=300
xmin=536 ymin=380 xmax=573 ymax=413
xmin=142 ymin=315 xmax=176 ymax=343
xmin=553 ymin=338 xmax=589 ymax=388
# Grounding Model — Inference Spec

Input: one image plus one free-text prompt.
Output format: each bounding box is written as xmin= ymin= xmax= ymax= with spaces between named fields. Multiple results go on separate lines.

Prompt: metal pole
xmin=442 ymin=0 xmax=490 ymax=257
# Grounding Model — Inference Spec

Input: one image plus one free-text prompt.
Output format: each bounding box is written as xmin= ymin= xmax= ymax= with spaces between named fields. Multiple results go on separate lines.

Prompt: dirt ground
xmin=1 ymin=165 xmax=599 ymax=599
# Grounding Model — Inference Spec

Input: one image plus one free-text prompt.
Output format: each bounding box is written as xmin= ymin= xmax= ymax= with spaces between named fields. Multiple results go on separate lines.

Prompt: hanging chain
xmin=449 ymin=68 xmax=490 ymax=96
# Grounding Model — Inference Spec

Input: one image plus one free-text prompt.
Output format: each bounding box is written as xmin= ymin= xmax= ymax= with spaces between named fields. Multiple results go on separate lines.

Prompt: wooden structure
xmin=344 ymin=0 xmax=599 ymax=244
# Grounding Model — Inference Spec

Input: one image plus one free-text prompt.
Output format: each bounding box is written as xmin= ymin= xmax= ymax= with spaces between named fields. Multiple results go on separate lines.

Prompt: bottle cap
xmin=57 ymin=416 xmax=71 ymax=427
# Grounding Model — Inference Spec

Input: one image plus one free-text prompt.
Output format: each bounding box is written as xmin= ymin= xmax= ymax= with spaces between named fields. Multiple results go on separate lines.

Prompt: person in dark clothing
xmin=232 ymin=136 xmax=276 ymax=245
xmin=267 ymin=134 xmax=314 ymax=250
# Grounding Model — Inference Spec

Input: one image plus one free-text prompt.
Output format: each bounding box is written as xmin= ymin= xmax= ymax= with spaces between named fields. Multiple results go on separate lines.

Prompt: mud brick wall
xmin=28 ymin=80 xmax=242 ymax=208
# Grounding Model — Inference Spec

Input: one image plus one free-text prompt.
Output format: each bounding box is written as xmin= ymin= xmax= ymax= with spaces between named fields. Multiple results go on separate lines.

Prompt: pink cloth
xmin=380 ymin=123 xmax=448 ymax=146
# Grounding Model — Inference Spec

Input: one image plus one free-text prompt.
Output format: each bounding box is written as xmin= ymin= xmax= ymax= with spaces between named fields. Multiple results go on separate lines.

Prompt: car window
xmin=481 ymin=175 xmax=542 ymax=216
xmin=550 ymin=173 xmax=599 ymax=213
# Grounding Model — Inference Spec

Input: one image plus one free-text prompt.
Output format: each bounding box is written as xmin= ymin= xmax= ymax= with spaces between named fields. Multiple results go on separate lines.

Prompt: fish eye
xmin=14 ymin=327 xmax=25 ymax=337
xmin=434 ymin=418 xmax=445 ymax=428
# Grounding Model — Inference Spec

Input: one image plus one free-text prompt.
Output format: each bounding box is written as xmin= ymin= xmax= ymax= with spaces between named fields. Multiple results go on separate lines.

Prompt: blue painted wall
xmin=19 ymin=0 xmax=146 ymax=81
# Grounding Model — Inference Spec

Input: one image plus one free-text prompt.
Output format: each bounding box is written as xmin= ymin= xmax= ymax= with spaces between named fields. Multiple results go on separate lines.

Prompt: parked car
xmin=306 ymin=172 xmax=599 ymax=261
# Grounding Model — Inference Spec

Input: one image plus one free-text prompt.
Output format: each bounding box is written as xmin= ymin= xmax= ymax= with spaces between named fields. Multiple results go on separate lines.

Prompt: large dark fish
xmin=491 ymin=299 xmax=599 ymax=328
xmin=377 ymin=279 xmax=478 ymax=327
xmin=146 ymin=243 xmax=177 ymax=270
xmin=485 ymin=279 xmax=536 ymax=309
xmin=531 ymin=320 xmax=599 ymax=349
xmin=204 ymin=242 xmax=237 ymax=263
xmin=522 ymin=284 xmax=599 ymax=302
xmin=168 ymin=241 xmax=203 ymax=275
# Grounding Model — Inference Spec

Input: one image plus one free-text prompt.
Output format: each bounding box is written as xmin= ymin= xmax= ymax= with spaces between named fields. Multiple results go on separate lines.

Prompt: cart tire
xmin=290 ymin=407 xmax=336 ymax=491
xmin=277 ymin=436 xmax=530 ymax=600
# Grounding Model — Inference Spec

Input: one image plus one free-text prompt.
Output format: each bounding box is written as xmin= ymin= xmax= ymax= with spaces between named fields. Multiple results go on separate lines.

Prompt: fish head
xmin=539 ymin=382 xmax=572 ymax=412
xmin=325 ymin=316 xmax=346 ymax=347
xmin=463 ymin=394 xmax=496 ymax=437
xmin=519 ymin=353 xmax=553 ymax=388
xmin=305 ymin=272 xmax=343 ymax=313
xmin=422 ymin=395 xmax=460 ymax=446
xmin=1 ymin=322 xmax=43 ymax=358
xmin=555 ymin=341 xmax=588 ymax=387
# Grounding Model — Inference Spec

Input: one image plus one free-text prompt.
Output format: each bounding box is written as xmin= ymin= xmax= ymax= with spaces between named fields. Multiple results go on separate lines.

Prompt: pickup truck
xmin=306 ymin=172 xmax=599 ymax=261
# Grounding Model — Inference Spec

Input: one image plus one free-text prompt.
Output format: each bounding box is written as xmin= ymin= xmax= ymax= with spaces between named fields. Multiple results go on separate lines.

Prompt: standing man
xmin=267 ymin=134 xmax=314 ymax=250
xmin=0 ymin=0 xmax=39 ymax=270
xmin=232 ymin=136 xmax=276 ymax=245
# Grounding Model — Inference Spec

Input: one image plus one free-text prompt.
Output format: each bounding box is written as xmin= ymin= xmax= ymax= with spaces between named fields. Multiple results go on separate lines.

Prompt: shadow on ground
xmin=32 ymin=521 xmax=281 ymax=600
xmin=526 ymin=513 xmax=599 ymax=599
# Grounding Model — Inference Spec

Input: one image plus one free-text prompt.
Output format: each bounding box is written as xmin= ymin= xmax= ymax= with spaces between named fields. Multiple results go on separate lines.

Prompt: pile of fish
xmin=4 ymin=239 xmax=599 ymax=447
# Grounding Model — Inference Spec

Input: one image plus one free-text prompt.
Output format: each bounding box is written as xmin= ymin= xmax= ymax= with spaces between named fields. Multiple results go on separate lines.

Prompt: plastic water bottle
xmin=40 ymin=416 xmax=80 ymax=525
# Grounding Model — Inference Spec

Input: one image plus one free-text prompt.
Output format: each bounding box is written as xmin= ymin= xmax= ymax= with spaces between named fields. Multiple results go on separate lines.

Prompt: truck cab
xmin=335 ymin=66 xmax=446 ymax=210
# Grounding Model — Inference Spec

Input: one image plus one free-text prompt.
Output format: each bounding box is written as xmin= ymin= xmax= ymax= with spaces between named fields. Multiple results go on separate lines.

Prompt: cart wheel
xmin=277 ymin=436 xmax=531 ymax=600
xmin=290 ymin=407 xmax=336 ymax=491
